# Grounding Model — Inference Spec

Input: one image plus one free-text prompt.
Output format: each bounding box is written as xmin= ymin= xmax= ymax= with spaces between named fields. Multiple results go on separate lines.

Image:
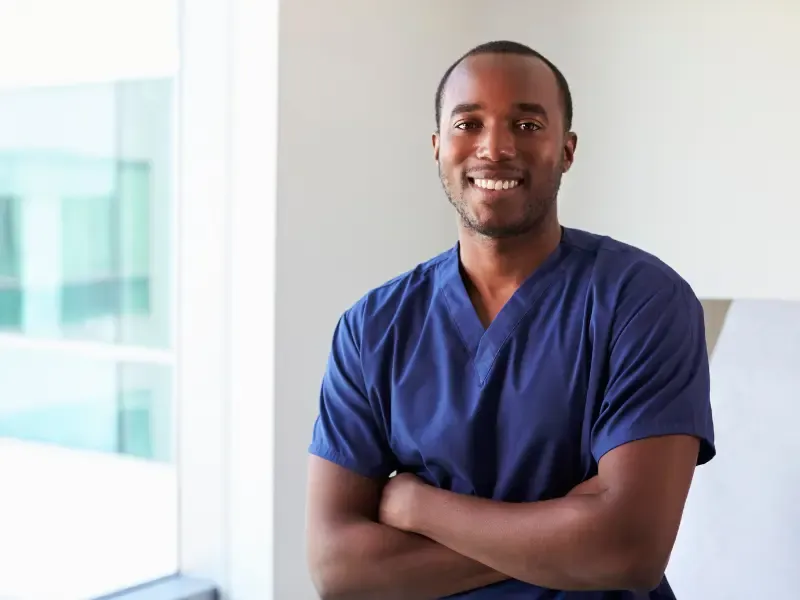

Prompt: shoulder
xmin=564 ymin=227 xmax=699 ymax=299
xmin=339 ymin=246 xmax=454 ymax=346
xmin=562 ymin=227 xmax=702 ymax=327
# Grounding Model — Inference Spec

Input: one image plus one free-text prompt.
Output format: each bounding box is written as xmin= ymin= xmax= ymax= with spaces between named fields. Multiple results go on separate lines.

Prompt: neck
xmin=458 ymin=214 xmax=563 ymax=295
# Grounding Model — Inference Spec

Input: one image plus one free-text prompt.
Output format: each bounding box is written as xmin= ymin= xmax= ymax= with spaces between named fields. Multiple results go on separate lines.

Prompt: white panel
xmin=0 ymin=439 xmax=177 ymax=599
xmin=227 ymin=0 xmax=279 ymax=597
xmin=0 ymin=0 xmax=179 ymax=88
xmin=477 ymin=0 xmax=800 ymax=300
xmin=175 ymin=0 xmax=230 ymax=588
xmin=668 ymin=300 xmax=800 ymax=598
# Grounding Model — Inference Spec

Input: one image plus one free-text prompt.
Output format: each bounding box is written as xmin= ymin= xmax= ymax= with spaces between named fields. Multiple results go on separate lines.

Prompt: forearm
xmin=409 ymin=487 xmax=659 ymax=592
xmin=310 ymin=519 xmax=507 ymax=600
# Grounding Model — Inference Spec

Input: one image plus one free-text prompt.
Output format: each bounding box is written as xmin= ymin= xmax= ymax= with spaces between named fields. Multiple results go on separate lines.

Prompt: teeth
xmin=474 ymin=178 xmax=520 ymax=190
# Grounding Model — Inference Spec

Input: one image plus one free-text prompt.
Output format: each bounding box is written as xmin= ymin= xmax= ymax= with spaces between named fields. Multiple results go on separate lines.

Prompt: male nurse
xmin=306 ymin=40 xmax=715 ymax=600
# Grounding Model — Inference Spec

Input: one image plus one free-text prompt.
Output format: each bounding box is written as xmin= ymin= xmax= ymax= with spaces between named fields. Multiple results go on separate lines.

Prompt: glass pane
xmin=0 ymin=2 xmax=179 ymax=598
xmin=0 ymin=79 xmax=173 ymax=348
xmin=0 ymin=347 xmax=177 ymax=598
xmin=0 ymin=348 xmax=172 ymax=462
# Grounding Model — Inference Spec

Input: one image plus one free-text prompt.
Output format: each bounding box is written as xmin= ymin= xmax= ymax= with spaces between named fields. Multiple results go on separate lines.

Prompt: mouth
xmin=467 ymin=176 xmax=525 ymax=193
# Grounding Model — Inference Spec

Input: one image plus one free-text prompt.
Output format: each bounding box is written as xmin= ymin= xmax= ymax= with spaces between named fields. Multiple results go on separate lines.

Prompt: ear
xmin=562 ymin=131 xmax=578 ymax=173
xmin=432 ymin=132 xmax=440 ymax=162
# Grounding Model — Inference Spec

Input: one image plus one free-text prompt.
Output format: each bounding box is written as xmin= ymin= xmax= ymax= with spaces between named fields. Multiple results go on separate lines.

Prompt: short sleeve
xmin=308 ymin=310 xmax=398 ymax=479
xmin=591 ymin=278 xmax=716 ymax=466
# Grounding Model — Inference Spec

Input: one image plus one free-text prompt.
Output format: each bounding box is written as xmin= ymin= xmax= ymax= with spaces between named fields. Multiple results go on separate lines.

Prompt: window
xmin=0 ymin=0 xmax=278 ymax=597
xmin=0 ymin=2 xmax=179 ymax=598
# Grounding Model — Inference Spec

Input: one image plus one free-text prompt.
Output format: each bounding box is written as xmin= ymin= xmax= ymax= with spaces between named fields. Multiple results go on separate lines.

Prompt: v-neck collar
xmin=440 ymin=227 xmax=571 ymax=384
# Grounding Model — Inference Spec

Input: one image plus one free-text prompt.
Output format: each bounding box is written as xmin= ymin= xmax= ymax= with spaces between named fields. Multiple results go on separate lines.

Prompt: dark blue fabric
xmin=309 ymin=227 xmax=715 ymax=599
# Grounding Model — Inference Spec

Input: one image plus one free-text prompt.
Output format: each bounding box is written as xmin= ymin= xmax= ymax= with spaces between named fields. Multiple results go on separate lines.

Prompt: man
xmin=306 ymin=40 xmax=715 ymax=600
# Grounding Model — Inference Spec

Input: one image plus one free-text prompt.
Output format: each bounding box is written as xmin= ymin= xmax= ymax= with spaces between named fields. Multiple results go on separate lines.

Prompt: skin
xmin=307 ymin=456 xmax=507 ymax=600
xmin=307 ymin=52 xmax=700 ymax=598
xmin=434 ymin=53 xmax=577 ymax=324
xmin=379 ymin=437 xmax=699 ymax=591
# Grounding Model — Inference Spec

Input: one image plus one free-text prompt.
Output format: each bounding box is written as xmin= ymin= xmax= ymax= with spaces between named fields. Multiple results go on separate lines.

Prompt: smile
xmin=468 ymin=177 xmax=523 ymax=191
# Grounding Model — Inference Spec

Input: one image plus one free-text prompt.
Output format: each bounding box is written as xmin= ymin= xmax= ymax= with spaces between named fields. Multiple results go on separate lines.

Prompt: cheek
xmin=441 ymin=169 xmax=465 ymax=194
xmin=439 ymin=158 xmax=466 ymax=187
xmin=440 ymin=138 xmax=471 ymax=167
xmin=524 ymin=144 xmax=562 ymax=172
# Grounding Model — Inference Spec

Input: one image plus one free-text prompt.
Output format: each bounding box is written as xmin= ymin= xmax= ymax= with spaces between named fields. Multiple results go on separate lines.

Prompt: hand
xmin=379 ymin=472 xmax=427 ymax=532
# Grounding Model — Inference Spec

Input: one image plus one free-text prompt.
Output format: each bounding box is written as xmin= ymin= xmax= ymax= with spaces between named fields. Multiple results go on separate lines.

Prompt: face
xmin=434 ymin=53 xmax=577 ymax=239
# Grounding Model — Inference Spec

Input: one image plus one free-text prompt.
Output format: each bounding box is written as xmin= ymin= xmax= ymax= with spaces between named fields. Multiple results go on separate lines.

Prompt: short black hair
xmin=434 ymin=40 xmax=573 ymax=132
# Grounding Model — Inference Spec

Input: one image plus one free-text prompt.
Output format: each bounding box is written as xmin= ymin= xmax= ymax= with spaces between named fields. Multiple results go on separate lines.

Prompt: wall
xmin=275 ymin=2 xmax=478 ymax=597
xmin=457 ymin=5 xmax=800 ymax=597
xmin=701 ymin=300 xmax=731 ymax=356
xmin=476 ymin=0 xmax=800 ymax=301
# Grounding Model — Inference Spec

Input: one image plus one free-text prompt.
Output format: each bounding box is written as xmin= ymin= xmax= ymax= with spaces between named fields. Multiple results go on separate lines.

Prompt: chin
xmin=451 ymin=194 xmax=546 ymax=239
xmin=468 ymin=206 xmax=554 ymax=238
xmin=466 ymin=220 xmax=534 ymax=239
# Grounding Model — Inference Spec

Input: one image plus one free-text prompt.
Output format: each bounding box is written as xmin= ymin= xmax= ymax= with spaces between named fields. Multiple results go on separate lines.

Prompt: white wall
xmin=482 ymin=0 xmax=800 ymax=301
xmin=275 ymin=1 xmax=799 ymax=598
xmin=275 ymin=2 xmax=477 ymax=597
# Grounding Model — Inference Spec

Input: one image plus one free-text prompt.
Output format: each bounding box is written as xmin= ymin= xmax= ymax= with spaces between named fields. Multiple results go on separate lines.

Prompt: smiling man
xmin=306 ymin=41 xmax=715 ymax=600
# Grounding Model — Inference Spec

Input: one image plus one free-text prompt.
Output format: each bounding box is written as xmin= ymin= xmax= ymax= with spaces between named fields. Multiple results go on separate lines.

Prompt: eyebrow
xmin=516 ymin=102 xmax=548 ymax=117
xmin=450 ymin=102 xmax=482 ymax=118
xmin=450 ymin=102 xmax=549 ymax=119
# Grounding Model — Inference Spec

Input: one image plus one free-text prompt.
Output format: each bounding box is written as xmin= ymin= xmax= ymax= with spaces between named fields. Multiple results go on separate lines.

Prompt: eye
xmin=454 ymin=120 xmax=481 ymax=131
xmin=517 ymin=121 xmax=542 ymax=132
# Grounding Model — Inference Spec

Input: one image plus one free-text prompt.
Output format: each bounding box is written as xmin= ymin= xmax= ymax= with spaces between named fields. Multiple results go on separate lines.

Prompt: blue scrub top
xmin=310 ymin=227 xmax=715 ymax=600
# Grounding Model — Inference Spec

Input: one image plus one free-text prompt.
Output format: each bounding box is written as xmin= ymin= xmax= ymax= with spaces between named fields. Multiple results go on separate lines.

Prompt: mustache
xmin=462 ymin=167 xmax=528 ymax=180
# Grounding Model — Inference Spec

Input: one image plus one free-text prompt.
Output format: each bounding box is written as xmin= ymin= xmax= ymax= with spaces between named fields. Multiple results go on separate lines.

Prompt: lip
xmin=466 ymin=170 xmax=526 ymax=180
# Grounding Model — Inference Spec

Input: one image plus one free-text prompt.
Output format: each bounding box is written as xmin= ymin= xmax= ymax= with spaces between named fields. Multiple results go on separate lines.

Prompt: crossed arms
xmin=307 ymin=281 xmax=712 ymax=599
xmin=306 ymin=434 xmax=700 ymax=600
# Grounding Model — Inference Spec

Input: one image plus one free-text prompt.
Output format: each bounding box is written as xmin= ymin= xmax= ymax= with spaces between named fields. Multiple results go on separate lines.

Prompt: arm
xmin=307 ymin=456 xmax=507 ymax=600
xmin=381 ymin=277 xmax=715 ymax=592
xmin=306 ymin=310 xmax=507 ymax=599
xmin=382 ymin=435 xmax=698 ymax=592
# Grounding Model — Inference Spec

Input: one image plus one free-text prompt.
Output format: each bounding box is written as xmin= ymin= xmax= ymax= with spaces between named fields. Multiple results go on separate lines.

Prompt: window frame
xmin=172 ymin=0 xmax=279 ymax=598
xmin=95 ymin=575 xmax=216 ymax=600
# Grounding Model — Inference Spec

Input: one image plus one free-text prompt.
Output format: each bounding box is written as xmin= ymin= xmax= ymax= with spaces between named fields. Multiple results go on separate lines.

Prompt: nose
xmin=476 ymin=123 xmax=516 ymax=161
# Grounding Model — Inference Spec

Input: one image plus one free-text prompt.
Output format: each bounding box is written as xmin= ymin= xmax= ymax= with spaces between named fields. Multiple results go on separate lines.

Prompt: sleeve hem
xmin=592 ymin=427 xmax=716 ymax=466
xmin=308 ymin=440 xmax=394 ymax=479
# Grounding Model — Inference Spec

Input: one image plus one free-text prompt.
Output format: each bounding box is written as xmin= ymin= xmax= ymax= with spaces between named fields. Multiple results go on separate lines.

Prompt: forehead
xmin=441 ymin=53 xmax=562 ymax=119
